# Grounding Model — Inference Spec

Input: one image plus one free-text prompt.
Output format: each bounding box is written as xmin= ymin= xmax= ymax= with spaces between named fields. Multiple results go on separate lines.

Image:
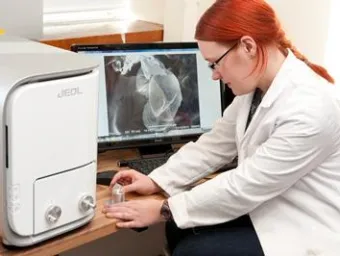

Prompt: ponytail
xmin=278 ymin=33 xmax=335 ymax=84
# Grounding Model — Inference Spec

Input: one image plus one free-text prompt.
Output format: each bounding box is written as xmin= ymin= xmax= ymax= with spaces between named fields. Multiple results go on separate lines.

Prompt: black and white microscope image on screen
xmin=104 ymin=54 xmax=200 ymax=136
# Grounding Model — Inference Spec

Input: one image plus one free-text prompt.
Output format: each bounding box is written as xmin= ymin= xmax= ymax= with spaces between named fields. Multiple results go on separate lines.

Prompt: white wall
xmin=163 ymin=0 xmax=187 ymax=42
xmin=267 ymin=0 xmax=332 ymax=65
xmin=0 ymin=0 xmax=43 ymax=40
xmin=163 ymin=0 xmax=333 ymax=65
xmin=324 ymin=0 xmax=340 ymax=83
xmin=163 ymin=0 xmax=215 ymax=42
xmin=130 ymin=0 xmax=166 ymax=25
xmin=132 ymin=0 xmax=215 ymax=42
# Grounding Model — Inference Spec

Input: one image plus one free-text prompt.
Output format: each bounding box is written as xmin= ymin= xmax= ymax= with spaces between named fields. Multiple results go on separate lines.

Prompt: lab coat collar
xmin=237 ymin=50 xmax=299 ymax=142
xmin=260 ymin=49 xmax=298 ymax=108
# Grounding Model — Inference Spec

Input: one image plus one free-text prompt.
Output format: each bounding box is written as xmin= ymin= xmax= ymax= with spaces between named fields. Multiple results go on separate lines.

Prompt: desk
xmin=0 ymin=149 xmax=165 ymax=256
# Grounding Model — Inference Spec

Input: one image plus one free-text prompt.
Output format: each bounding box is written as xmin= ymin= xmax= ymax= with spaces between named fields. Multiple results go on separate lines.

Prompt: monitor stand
xmin=137 ymin=144 xmax=174 ymax=159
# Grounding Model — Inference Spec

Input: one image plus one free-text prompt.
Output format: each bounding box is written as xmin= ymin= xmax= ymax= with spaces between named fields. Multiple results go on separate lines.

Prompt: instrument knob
xmin=79 ymin=195 xmax=96 ymax=212
xmin=45 ymin=205 xmax=62 ymax=224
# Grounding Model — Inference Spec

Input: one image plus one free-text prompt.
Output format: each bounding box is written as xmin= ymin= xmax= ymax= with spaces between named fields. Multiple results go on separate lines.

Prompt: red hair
xmin=195 ymin=0 xmax=334 ymax=84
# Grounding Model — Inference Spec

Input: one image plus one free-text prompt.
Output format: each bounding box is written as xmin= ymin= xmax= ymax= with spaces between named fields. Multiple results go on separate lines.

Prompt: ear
xmin=239 ymin=36 xmax=257 ymax=58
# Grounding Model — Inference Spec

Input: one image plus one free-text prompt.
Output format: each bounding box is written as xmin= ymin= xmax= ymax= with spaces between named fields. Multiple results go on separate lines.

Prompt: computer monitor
xmin=71 ymin=42 xmax=235 ymax=157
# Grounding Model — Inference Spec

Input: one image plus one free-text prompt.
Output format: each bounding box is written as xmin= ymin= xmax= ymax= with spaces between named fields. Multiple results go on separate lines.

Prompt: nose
xmin=212 ymin=70 xmax=221 ymax=81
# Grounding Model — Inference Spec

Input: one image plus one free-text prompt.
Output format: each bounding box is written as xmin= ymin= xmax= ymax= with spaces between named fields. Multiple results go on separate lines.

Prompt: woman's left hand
xmin=102 ymin=199 xmax=164 ymax=228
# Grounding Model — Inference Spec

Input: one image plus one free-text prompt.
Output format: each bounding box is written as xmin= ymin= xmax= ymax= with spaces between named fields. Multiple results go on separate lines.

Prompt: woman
xmin=103 ymin=0 xmax=340 ymax=255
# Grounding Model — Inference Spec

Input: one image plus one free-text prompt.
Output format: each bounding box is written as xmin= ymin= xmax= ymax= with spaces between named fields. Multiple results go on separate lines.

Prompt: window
xmin=43 ymin=0 xmax=133 ymax=26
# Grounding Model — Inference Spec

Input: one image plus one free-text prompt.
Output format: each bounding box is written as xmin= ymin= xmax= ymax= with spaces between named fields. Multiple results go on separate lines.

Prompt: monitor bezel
xmin=71 ymin=42 xmax=233 ymax=152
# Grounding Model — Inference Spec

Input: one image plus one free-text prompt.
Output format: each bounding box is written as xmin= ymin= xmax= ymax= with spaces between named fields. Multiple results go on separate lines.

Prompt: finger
xmin=107 ymin=203 xmax=137 ymax=213
xmin=104 ymin=203 xmax=138 ymax=215
xmin=119 ymin=177 xmax=131 ymax=182
xmin=102 ymin=204 xmax=119 ymax=212
xmin=103 ymin=200 xmax=132 ymax=210
xmin=106 ymin=211 xmax=133 ymax=220
xmin=119 ymin=178 xmax=132 ymax=186
xmin=122 ymin=183 xmax=139 ymax=193
xmin=103 ymin=203 xmax=121 ymax=210
xmin=116 ymin=221 xmax=141 ymax=229
xmin=109 ymin=170 xmax=134 ymax=188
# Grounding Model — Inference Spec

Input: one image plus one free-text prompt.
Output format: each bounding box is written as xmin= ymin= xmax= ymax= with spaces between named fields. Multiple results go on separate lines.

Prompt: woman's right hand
xmin=109 ymin=169 xmax=162 ymax=195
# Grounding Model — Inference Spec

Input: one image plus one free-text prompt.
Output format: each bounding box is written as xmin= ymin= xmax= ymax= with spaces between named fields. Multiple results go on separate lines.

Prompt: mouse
xmin=96 ymin=170 xmax=119 ymax=186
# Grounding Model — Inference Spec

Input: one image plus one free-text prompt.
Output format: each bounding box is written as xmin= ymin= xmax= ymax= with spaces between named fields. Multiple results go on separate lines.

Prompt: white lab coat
xmin=149 ymin=50 xmax=340 ymax=255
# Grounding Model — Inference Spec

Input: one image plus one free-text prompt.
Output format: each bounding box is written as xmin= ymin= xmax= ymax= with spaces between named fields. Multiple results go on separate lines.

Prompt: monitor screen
xmin=71 ymin=42 xmax=235 ymax=155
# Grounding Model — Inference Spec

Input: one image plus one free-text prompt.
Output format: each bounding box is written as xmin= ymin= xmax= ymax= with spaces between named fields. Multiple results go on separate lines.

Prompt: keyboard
xmin=119 ymin=156 xmax=170 ymax=175
xmin=119 ymin=156 xmax=238 ymax=175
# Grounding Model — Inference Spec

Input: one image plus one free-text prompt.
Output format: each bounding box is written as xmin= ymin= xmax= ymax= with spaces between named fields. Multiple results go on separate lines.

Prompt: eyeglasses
xmin=208 ymin=42 xmax=239 ymax=70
